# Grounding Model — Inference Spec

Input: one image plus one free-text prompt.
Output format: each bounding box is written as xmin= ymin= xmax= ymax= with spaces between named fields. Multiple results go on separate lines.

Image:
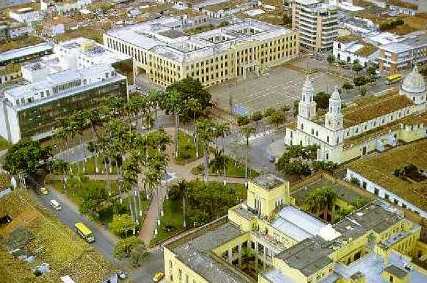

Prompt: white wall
xmin=346 ymin=169 xmax=427 ymax=218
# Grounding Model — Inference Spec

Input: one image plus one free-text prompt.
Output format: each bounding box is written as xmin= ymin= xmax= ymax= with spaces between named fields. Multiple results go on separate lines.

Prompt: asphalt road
xmin=27 ymin=177 xmax=117 ymax=262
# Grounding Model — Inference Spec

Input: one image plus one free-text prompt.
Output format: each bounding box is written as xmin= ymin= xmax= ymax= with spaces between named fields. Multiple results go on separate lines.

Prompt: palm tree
xmin=195 ymin=119 xmax=216 ymax=182
xmin=147 ymin=89 xmax=162 ymax=129
xmin=49 ymin=159 xmax=69 ymax=190
xmin=214 ymin=123 xmax=230 ymax=185
xmin=163 ymin=89 xmax=182 ymax=159
xmin=305 ymin=187 xmax=337 ymax=221
xmin=171 ymin=179 xmax=188 ymax=228
xmin=240 ymin=126 xmax=256 ymax=187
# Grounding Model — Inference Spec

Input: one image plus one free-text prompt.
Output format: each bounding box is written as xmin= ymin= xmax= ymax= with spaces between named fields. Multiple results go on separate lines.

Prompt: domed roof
xmin=401 ymin=65 xmax=426 ymax=94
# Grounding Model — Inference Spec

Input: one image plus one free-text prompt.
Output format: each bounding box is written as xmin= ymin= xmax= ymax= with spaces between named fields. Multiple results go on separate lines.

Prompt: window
xmin=363 ymin=182 xmax=367 ymax=189
xmin=385 ymin=194 xmax=389 ymax=200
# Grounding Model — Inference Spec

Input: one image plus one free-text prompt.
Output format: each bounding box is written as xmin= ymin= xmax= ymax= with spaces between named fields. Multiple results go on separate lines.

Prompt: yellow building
xmin=104 ymin=17 xmax=299 ymax=87
xmin=163 ymin=174 xmax=427 ymax=283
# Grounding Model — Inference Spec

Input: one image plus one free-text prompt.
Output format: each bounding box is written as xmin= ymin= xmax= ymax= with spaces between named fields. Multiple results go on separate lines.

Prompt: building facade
xmin=164 ymin=174 xmax=427 ymax=283
xmin=291 ymin=0 xmax=338 ymax=52
xmin=0 ymin=65 xmax=127 ymax=143
xmin=104 ymin=17 xmax=299 ymax=87
xmin=40 ymin=0 xmax=92 ymax=15
xmin=378 ymin=32 xmax=427 ymax=74
xmin=0 ymin=37 xmax=129 ymax=143
xmin=284 ymin=65 xmax=427 ymax=164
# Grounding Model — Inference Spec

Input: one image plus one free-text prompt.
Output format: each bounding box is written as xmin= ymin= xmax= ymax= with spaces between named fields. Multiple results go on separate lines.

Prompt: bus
xmin=385 ymin=74 xmax=402 ymax=85
xmin=74 ymin=222 xmax=95 ymax=243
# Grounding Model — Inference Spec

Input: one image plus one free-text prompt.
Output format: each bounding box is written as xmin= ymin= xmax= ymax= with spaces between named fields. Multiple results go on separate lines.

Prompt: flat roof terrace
xmin=105 ymin=17 xmax=293 ymax=62
xmin=167 ymin=218 xmax=253 ymax=282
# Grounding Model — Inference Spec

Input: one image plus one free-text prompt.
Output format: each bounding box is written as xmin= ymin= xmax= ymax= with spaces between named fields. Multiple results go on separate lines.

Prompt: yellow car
xmin=153 ymin=272 xmax=164 ymax=282
xmin=39 ymin=187 xmax=49 ymax=195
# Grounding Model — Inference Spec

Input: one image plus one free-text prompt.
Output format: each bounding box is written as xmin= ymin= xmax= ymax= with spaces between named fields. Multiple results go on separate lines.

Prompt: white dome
xmin=401 ymin=65 xmax=426 ymax=94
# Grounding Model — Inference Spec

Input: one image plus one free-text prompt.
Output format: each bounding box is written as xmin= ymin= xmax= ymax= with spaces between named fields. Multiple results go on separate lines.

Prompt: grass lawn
xmin=176 ymin=131 xmax=204 ymax=164
xmin=70 ymin=155 xmax=118 ymax=175
xmin=192 ymin=157 xmax=259 ymax=178
xmin=0 ymin=137 xmax=10 ymax=151
xmin=150 ymin=198 xmax=185 ymax=246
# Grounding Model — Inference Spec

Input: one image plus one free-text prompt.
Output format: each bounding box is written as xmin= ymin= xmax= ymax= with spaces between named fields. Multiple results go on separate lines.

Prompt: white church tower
xmin=324 ymin=86 xmax=343 ymax=130
xmin=298 ymin=76 xmax=317 ymax=120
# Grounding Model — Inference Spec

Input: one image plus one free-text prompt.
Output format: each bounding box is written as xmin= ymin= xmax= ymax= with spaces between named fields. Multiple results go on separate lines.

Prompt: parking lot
xmin=209 ymin=57 xmax=347 ymax=115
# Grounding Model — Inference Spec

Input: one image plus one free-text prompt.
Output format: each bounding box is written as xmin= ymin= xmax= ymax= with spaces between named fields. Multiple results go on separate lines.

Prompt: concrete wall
xmin=346 ymin=169 xmax=427 ymax=218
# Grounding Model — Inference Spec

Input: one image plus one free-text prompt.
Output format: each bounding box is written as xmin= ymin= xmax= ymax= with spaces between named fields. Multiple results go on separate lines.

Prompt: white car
xmin=49 ymin=199 xmax=62 ymax=210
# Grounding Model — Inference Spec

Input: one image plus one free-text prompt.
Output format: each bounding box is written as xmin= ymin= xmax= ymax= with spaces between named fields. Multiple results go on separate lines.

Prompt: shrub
xmin=251 ymin=111 xmax=263 ymax=122
xmin=237 ymin=116 xmax=250 ymax=126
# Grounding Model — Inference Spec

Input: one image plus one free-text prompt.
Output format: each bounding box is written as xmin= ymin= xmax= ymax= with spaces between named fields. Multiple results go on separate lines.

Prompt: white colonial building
xmin=284 ymin=65 xmax=427 ymax=164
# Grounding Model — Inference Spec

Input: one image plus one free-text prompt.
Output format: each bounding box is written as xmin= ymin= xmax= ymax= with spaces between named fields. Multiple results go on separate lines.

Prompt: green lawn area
xmin=0 ymin=137 xmax=10 ymax=151
xmin=70 ymin=155 xmax=118 ymax=175
xmin=150 ymin=198 xmax=185 ymax=246
xmin=176 ymin=131 xmax=204 ymax=164
xmin=192 ymin=157 xmax=259 ymax=178
xmin=150 ymin=182 xmax=246 ymax=246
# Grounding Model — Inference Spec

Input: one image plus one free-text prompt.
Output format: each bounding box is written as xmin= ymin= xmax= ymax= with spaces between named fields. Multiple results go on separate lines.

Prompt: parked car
xmin=153 ymin=272 xmax=164 ymax=282
xmin=49 ymin=199 xmax=62 ymax=210
xmin=117 ymin=270 xmax=128 ymax=280
xmin=39 ymin=187 xmax=48 ymax=195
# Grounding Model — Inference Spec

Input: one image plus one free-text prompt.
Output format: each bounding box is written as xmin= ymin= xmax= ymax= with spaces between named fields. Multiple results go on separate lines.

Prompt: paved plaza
xmin=209 ymin=59 xmax=345 ymax=115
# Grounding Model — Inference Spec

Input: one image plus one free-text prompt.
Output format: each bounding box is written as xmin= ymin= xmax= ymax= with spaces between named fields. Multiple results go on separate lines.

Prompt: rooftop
xmin=333 ymin=201 xmax=403 ymax=240
xmin=0 ymin=189 xmax=114 ymax=283
xmin=168 ymin=218 xmax=252 ymax=282
xmin=105 ymin=16 xmax=293 ymax=62
xmin=344 ymin=110 xmax=427 ymax=148
xmin=275 ymin=236 xmax=334 ymax=276
xmin=347 ymin=139 xmax=427 ymax=211
xmin=252 ymin=174 xmax=283 ymax=190
xmin=342 ymin=92 xmax=414 ymax=128
xmin=271 ymin=206 xmax=327 ymax=241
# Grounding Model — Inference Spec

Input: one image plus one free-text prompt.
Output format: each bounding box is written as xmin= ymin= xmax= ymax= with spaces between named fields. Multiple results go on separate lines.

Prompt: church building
xmin=284 ymin=66 xmax=427 ymax=164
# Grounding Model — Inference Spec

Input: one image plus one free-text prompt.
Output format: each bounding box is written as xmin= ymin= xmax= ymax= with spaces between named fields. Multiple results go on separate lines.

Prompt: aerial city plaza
xmin=0 ymin=0 xmax=426 ymax=282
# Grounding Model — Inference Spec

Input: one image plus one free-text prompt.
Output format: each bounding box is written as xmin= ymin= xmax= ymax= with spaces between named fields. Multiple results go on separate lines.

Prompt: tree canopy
xmin=4 ymin=140 xmax=52 ymax=176
xmin=165 ymin=77 xmax=212 ymax=121
xmin=314 ymin=92 xmax=330 ymax=110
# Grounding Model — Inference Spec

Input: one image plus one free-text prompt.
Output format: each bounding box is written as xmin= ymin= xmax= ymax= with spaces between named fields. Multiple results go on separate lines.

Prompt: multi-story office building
xmin=0 ymin=65 xmax=127 ymax=143
xmin=378 ymin=31 xmax=427 ymax=74
xmin=0 ymin=38 xmax=129 ymax=143
xmin=104 ymin=17 xmax=299 ymax=87
xmin=164 ymin=173 xmax=427 ymax=283
xmin=291 ymin=0 xmax=338 ymax=52
xmin=40 ymin=0 xmax=92 ymax=14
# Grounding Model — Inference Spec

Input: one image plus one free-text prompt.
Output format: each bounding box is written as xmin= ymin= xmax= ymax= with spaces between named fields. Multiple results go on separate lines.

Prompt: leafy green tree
xmin=130 ymin=244 xmax=148 ymax=267
xmin=109 ymin=214 xmax=135 ymax=237
xmin=342 ymin=82 xmax=354 ymax=92
xmin=251 ymin=111 xmax=263 ymax=122
xmin=165 ymin=77 xmax=212 ymax=121
xmin=312 ymin=160 xmax=338 ymax=173
xmin=352 ymin=60 xmax=363 ymax=74
xmin=237 ymin=116 xmax=250 ymax=126
xmin=327 ymin=54 xmax=335 ymax=64
xmin=314 ymin=91 xmax=330 ymax=110
xmin=4 ymin=139 xmax=52 ymax=178
xmin=264 ymin=107 xmax=275 ymax=117
xmin=353 ymin=76 xmax=368 ymax=87
xmin=268 ymin=110 xmax=286 ymax=127
xmin=80 ymin=184 xmax=110 ymax=217
xmin=113 ymin=236 xmax=143 ymax=259
xmin=360 ymin=86 xmax=368 ymax=96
